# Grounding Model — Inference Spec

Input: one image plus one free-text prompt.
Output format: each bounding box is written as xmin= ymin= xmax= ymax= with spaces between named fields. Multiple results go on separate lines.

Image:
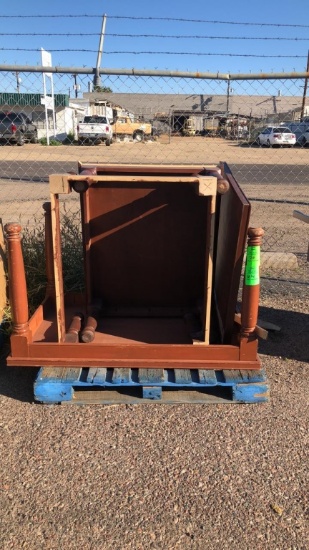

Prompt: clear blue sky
xmin=0 ymin=1 xmax=309 ymax=75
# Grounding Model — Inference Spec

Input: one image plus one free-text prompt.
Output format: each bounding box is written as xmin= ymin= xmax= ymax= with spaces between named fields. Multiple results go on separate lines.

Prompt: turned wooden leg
xmin=204 ymin=169 xmax=230 ymax=195
xmin=80 ymin=300 xmax=101 ymax=343
xmin=5 ymin=223 xmax=29 ymax=336
xmin=241 ymin=227 xmax=264 ymax=338
xmin=80 ymin=315 xmax=97 ymax=343
xmin=65 ymin=313 xmax=84 ymax=343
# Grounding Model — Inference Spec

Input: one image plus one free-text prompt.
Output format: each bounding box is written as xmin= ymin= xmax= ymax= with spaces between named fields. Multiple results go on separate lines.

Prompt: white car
xmin=257 ymin=126 xmax=296 ymax=147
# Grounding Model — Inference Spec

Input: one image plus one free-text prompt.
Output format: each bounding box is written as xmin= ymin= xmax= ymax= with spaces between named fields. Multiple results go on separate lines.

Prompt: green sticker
xmin=246 ymin=246 xmax=260 ymax=263
xmin=245 ymin=245 xmax=260 ymax=286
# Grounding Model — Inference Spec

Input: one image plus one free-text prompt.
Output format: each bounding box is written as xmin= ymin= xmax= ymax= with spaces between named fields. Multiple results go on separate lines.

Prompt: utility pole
xmin=93 ymin=13 xmax=107 ymax=89
xmin=72 ymin=74 xmax=79 ymax=98
xmin=226 ymin=81 xmax=232 ymax=114
xmin=15 ymin=71 xmax=21 ymax=93
xmin=300 ymin=50 xmax=309 ymax=120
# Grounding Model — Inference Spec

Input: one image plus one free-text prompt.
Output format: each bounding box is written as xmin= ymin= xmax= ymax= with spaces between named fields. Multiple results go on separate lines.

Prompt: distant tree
xmin=93 ymin=85 xmax=113 ymax=93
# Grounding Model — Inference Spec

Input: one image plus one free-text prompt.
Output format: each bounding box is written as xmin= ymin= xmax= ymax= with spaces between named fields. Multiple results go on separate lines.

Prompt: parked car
xmin=0 ymin=112 xmax=38 ymax=146
xmin=282 ymin=122 xmax=309 ymax=146
xmin=112 ymin=116 xmax=152 ymax=141
xmin=77 ymin=115 xmax=113 ymax=146
xmin=257 ymin=126 xmax=296 ymax=147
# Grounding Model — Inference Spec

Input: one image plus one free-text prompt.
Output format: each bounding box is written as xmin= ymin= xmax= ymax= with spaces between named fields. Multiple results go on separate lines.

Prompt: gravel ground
xmin=0 ymin=278 xmax=308 ymax=550
xmin=0 ymin=138 xmax=308 ymax=549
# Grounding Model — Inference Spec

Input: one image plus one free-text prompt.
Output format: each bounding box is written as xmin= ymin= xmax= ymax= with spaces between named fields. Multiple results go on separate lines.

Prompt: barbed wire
xmin=0 ymin=48 xmax=306 ymax=59
xmin=0 ymin=15 xmax=308 ymax=28
xmin=0 ymin=32 xmax=309 ymax=41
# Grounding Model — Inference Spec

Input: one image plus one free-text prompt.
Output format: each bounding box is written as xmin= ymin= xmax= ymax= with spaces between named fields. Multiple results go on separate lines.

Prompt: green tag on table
xmin=245 ymin=245 xmax=260 ymax=286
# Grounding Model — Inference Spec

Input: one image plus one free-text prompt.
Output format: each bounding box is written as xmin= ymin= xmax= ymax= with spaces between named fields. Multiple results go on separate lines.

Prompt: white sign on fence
xmin=41 ymin=48 xmax=52 ymax=77
xmin=40 ymin=95 xmax=54 ymax=109
xmin=41 ymin=48 xmax=56 ymax=144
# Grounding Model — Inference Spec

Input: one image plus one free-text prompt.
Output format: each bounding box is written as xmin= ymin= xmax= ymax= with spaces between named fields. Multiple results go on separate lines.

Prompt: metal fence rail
xmin=0 ymin=65 xmax=308 ymax=295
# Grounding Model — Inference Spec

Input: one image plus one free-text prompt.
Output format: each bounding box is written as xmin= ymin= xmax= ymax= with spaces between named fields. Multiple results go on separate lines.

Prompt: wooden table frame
xmin=6 ymin=163 xmax=263 ymax=371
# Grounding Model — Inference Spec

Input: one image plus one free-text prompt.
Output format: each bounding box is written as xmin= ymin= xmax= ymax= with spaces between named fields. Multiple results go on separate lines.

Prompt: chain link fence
xmin=0 ymin=67 xmax=308 ymax=300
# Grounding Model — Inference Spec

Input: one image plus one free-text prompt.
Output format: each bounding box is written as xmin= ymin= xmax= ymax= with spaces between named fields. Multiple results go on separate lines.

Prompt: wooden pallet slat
xmin=34 ymin=367 xmax=82 ymax=403
xmin=233 ymin=382 xmax=269 ymax=403
xmin=86 ymin=367 xmax=107 ymax=384
xmin=222 ymin=369 xmax=265 ymax=384
xmin=92 ymin=368 xmax=107 ymax=384
xmin=198 ymin=369 xmax=217 ymax=385
xmin=139 ymin=368 xmax=165 ymax=385
xmin=174 ymin=369 xmax=192 ymax=385
xmin=111 ymin=368 xmax=131 ymax=384
xmin=34 ymin=367 xmax=269 ymax=405
xmin=139 ymin=369 xmax=165 ymax=400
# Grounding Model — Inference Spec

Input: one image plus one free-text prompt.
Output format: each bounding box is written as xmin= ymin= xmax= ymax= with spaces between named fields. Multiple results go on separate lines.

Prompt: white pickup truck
xmin=77 ymin=115 xmax=113 ymax=146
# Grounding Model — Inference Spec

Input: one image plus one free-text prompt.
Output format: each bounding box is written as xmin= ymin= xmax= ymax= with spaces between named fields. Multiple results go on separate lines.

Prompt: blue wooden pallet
xmin=34 ymin=367 xmax=269 ymax=404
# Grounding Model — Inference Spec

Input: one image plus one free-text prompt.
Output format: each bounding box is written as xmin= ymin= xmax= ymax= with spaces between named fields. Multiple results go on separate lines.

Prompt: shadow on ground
xmin=258 ymin=305 xmax=309 ymax=363
xmin=0 ymin=345 xmax=38 ymax=403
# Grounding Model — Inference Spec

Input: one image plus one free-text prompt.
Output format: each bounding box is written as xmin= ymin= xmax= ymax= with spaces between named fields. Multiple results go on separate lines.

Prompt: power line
xmin=0 ymin=14 xmax=308 ymax=28
xmin=0 ymin=48 xmax=306 ymax=58
xmin=109 ymin=16 xmax=309 ymax=28
xmin=1 ymin=32 xmax=309 ymax=41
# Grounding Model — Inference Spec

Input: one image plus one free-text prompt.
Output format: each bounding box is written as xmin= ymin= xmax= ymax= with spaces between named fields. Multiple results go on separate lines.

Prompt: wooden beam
xmin=49 ymin=174 xmax=71 ymax=195
xmin=197 ymin=176 xmax=217 ymax=197
xmin=50 ymin=194 xmax=66 ymax=342
xmin=203 ymin=194 xmax=216 ymax=344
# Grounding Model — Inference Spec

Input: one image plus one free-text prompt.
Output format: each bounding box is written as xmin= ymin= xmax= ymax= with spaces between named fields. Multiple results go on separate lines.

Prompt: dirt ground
xmin=0 ymin=136 xmax=309 ymax=165
xmin=0 ymin=137 xmax=308 ymax=549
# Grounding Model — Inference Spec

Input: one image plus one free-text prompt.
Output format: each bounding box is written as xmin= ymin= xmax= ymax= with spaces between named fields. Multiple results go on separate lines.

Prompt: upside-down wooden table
xmin=6 ymin=162 xmax=264 ymax=375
